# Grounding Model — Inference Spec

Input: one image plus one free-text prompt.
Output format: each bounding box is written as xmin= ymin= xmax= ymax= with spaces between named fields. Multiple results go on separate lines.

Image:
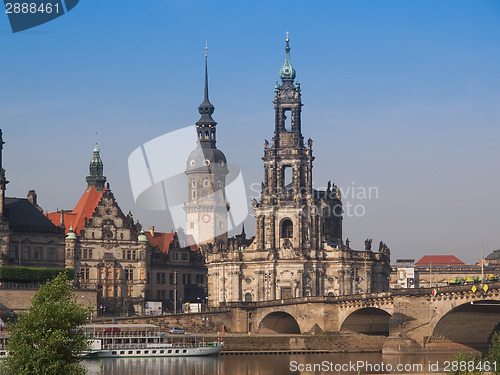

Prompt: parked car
xmin=103 ymin=327 xmax=121 ymax=333
xmin=169 ymin=327 xmax=186 ymax=334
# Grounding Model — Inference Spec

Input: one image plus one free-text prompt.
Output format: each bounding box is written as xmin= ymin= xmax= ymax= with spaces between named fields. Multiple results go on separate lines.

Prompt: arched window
xmin=205 ymin=131 xmax=209 ymax=139
xmin=327 ymin=292 xmax=335 ymax=297
xmin=244 ymin=293 xmax=252 ymax=302
xmin=282 ymin=219 xmax=293 ymax=238
xmin=283 ymin=109 xmax=291 ymax=131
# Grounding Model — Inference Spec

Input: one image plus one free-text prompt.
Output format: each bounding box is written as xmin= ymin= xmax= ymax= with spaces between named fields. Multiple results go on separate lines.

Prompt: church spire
xmin=279 ymin=34 xmax=296 ymax=84
xmin=196 ymin=44 xmax=217 ymax=147
xmin=86 ymin=143 xmax=106 ymax=191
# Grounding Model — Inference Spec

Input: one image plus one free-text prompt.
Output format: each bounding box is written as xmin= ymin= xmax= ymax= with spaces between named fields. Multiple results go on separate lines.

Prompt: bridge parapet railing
xmin=224 ymin=282 xmax=500 ymax=309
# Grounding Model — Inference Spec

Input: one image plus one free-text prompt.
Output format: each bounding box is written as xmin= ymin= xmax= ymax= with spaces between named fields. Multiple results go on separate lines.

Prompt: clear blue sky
xmin=1 ymin=0 xmax=499 ymax=263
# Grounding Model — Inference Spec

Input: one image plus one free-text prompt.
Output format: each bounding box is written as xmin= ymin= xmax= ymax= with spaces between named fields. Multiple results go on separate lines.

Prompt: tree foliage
xmin=447 ymin=351 xmax=484 ymax=375
xmin=487 ymin=331 xmax=500 ymax=375
xmin=2 ymin=273 xmax=91 ymax=375
xmin=447 ymin=332 xmax=500 ymax=375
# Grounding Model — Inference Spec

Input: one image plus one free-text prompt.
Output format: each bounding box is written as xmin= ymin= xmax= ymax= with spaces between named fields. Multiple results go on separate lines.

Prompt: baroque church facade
xmin=200 ymin=39 xmax=391 ymax=307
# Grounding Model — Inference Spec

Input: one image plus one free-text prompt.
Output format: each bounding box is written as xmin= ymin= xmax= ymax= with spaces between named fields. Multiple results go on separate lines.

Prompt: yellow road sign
xmin=472 ymin=286 xmax=477 ymax=293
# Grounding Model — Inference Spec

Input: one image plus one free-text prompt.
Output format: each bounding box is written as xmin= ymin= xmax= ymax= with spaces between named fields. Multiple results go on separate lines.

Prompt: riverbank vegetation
xmin=448 ymin=332 xmax=500 ymax=375
xmin=1 ymin=273 xmax=91 ymax=375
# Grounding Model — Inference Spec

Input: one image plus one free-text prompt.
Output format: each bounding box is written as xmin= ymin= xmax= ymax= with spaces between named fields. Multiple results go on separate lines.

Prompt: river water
xmin=82 ymin=352 xmax=457 ymax=374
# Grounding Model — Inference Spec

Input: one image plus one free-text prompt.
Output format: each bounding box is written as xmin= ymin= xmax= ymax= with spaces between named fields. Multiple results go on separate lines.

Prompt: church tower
xmin=86 ymin=143 xmax=106 ymax=192
xmin=184 ymin=50 xmax=229 ymax=246
xmin=253 ymin=36 xmax=343 ymax=256
xmin=0 ymin=130 xmax=8 ymax=220
xmin=205 ymin=37 xmax=390 ymax=309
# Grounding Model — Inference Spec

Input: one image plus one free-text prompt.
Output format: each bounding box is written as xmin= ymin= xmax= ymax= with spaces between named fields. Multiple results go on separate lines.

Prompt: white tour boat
xmin=83 ymin=324 xmax=224 ymax=358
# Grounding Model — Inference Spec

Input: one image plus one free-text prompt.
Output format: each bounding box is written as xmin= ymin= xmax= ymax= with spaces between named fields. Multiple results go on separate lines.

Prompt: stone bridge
xmin=225 ymin=282 xmax=500 ymax=352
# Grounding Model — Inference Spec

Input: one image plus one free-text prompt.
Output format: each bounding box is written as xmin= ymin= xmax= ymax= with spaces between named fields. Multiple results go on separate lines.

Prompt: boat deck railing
xmin=89 ymin=331 xmax=163 ymax=339
xmin=100 ymin=341 xmax=222 ymax=350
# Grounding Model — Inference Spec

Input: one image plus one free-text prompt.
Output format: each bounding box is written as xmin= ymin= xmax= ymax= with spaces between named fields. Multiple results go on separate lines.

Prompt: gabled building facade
xmin=46 ymin=145 xmax=150 ymax=315
xmin=147 ymin=227 xmax=206 ymax=313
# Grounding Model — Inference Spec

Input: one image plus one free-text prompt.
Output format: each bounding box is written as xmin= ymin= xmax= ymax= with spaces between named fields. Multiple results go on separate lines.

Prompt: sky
xmin=0 ymin=0 xmax=499 ymax=264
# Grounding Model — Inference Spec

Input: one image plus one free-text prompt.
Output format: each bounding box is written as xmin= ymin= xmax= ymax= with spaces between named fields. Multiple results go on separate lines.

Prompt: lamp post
xmin=173 ymin=269 xmax=178 ymax=314
xmin=197 ymin=297 xmax=207 ymax=335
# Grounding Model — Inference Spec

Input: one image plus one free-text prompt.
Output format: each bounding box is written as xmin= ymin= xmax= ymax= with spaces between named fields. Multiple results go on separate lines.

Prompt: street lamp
xmin=197 ymin=297 xmax=208 ymax=335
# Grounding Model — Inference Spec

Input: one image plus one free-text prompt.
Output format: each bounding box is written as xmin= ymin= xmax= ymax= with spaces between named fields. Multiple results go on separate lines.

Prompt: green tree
xmin=487 ymin=331 xmax=500 ymax=375
xmin=447 ymin=351 xmax=484 ymax=375
xmin=2 ymin=273 xmax=91 ymax=375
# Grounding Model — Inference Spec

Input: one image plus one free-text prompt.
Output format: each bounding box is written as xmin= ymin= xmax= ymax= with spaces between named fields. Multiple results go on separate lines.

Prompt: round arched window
xmin=281 ymin=219 xmax=293 ymax=238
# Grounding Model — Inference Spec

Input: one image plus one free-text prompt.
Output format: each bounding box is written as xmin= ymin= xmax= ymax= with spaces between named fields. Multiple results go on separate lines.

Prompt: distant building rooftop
xmin=486 ymin=249 xmax=500 ymax=261
xmin=395 ymin=259 xmax=415 ymax=266
xmin=415 ymin=255 xmax=465 ymax=267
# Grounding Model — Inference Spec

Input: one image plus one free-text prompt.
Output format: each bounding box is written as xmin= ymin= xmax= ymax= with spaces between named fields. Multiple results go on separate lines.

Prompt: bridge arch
xmin=341 ymin=307 xmax=391 ymax=336
xmin=430 ymin=300 xmax=500 ymax=352
xmin=259 ymin=311 xmax=301 ymax=334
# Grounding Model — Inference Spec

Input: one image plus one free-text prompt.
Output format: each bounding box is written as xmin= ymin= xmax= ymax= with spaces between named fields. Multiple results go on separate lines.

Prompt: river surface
xmin=82 ymin=352 xmax=458 ymax=374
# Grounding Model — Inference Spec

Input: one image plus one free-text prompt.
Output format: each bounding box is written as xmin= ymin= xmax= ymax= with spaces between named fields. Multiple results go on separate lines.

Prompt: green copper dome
xmin=86 ymin=142 xmax=106 ymax=191
xmin=279 ymin=38 xmax=296 ymax=81
xmin=90 ymin=144 xmax=103 ymax=165
xmin=66 ymin=224 xmax=77 ymax=240
xmin=138 ymin=229 xmax=148 ymax=242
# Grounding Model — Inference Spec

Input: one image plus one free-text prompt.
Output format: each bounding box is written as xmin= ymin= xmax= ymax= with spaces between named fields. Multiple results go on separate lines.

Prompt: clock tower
xmin=184 ymin=51 xmax=229 ymax=246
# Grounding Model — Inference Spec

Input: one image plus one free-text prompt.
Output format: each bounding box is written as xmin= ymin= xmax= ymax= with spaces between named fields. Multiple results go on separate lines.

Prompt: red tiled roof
xmin=144 ymin=231 xmax=199 ymax=253
xmin=415 ymin=255 xmax=465 ymax=267
xmin=45 ymin=185 xmax=104 ymax=235
xmin=144 ymin=231 xmax=175 ymax=254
